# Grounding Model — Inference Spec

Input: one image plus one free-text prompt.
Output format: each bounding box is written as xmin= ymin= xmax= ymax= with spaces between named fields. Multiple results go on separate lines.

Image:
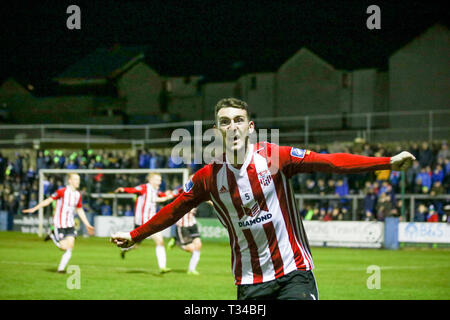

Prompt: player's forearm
xmin=130 ymin=196 xmax=196 ymax=242
xmin=303 ymin=152 xmax=391 ymax=174
xmin=155 ymin=196 xmax=172 ymax=203
xmin=123 ymin=187 xmax=140 ymax=194
xmin=33 ymin=198 xmax=53 ymax=211
xmin=76 ymin=208 xmax=92 ymax=227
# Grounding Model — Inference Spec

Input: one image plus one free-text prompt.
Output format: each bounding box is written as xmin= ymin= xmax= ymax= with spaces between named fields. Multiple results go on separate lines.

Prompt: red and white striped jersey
xmin=176 ymin=207 xmax=197 ymax=227
xmin=123 ymin=184 xmax=164 ymax=226
xmin=51 ymin=187 xmax=82 ymax=229
xmin=131 ymin=142 xmax=391 ymax=285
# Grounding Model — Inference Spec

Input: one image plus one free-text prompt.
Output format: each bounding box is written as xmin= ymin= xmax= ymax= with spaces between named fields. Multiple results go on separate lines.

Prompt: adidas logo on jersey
xmin=219 ymin=186 xmax=228 ymax=193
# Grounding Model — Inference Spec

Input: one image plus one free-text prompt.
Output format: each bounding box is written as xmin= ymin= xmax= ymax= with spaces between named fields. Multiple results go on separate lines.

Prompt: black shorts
xmin=54 ymin=227 xmax=77 ymax=241
xmin=175 ymin=224 xmax=200 ymax=246
xmin=237 ymin=270 xmax=319 ymax=300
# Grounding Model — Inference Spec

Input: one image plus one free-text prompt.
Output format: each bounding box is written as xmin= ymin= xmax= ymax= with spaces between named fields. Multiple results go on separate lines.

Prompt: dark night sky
xmin=1 ymin=0 xmax=448 ymax=86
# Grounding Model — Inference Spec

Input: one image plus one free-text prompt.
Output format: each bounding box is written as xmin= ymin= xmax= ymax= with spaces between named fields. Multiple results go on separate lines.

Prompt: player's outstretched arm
xmin=390 ymin=151 xmax=416 ymax=171
xmin=22 ymin=197 xmax=54 ymax=214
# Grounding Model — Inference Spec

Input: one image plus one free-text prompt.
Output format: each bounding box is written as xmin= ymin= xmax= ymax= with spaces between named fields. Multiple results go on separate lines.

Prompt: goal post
xmin=37 ymin=168 xmax=190 ymax=237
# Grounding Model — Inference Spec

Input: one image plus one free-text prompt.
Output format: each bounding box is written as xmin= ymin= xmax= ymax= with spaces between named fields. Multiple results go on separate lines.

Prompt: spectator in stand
xmin=330 ymin=207 xmax=343 ymax=221
xmin=416 ymin=167 xmax=431 ymax=192
xmin=341 ymin=207 xmax=351 ymax=220
xmin=412 ymin=176 xmax=425 ymax=194
xmin=319 ymin=207 xmax=330 ymax=221
xmin=335 ymin=178 xmax=349 ymax=208
xmin=117 ymin=204 xmax=125 ymax=216
xmin=430 ymin=180 xmax=445 ymax=218
xmin=66 ymin=160 xmax=78 ymax=170
xmin=376 ymin=192 xmax=392 ymax=221
xmin=304 ymin=178 xmax=318 ymax=194
xmin=410 ymin=142 xmax=420 ymax=160
xmin=363 ymin=209 xmax=375 ymax=221
xmin=361 ymin=144 xmax=373 ymax=157
xmin=363 ymin=186 xmax=377 ymax=219
xmin=316 ymin=178 xmax=328 ymax=209
xmin=100 ymin=200 xmax=112 ymax=216
xmin=124 ymin=204 xmax=134 ymax=217
xmin=418 ymin=142 xmax=434 ymax=168
xmin=36 ymin=151 xmax=46 ymax=173
xmin=0 ymin=152 xmax=7 ymax=184
xmin=310 ymin=207 xmax=320 ymax=220
xmin=414 ymin=203 xmax=428 ymax=222
xmin=392 ymin=199 xmax=405 ymax=220
xmin=437 ymin=142 xmax=449 ymax=162
xmin=432 ymin=164 xmax=444 ymax=185
xmin=6 ymin=194 xmax=17 ymax=217
xmin=406 ymin=160 xmax=421 ymax=192
xmin=427 ymin=205 xmax=439 ymax=222
xmin=389 ymin=170 xmax=401 ymax=193
xmin=302 ymin=205 xmax=314 ymax=220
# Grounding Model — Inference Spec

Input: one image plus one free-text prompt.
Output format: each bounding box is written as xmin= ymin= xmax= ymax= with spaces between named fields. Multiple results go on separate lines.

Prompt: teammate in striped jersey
xmin=23 ymin=173 xmax=95 ymax=273
xmin=114 ymin=173 xmax=175 ymax=273
xmin=111 ymin=98 xmax=415 ymax=300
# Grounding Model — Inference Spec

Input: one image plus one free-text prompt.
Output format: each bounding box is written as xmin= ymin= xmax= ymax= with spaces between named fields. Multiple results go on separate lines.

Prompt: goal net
xmin=37 ymin=168 xmax=190 ymax=237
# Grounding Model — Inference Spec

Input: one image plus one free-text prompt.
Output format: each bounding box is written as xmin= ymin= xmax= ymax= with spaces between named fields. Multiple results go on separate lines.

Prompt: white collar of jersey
xmin=226 ymin=143 xmax=254 ymax=174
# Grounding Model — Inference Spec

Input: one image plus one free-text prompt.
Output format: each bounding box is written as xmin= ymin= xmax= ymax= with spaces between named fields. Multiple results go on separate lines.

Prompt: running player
xmin=111 ymin=98 xmax=415 ymax=299
xmin=168 ymin=205 xmax=203 ymax=275
xmin=114 ymin=173 xmax=174 ymax=273
xmin=23 ymin=173 xmax=95 ymax=273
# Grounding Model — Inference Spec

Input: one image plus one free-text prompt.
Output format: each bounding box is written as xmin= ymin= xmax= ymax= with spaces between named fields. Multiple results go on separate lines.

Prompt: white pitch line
xmin=316 ymin=265 xmax=448 ymax=271
xmin=0 ymin=260 xmax=152 ymax=273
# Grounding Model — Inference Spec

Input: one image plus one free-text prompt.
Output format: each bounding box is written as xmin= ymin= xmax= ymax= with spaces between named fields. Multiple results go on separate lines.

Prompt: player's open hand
xmin=390 ymin=151 xmax=416 ymax=171
xmin=110 ymin=231 xmax=135 ymax=248
xmin=86 ymin=225 xmax=95 ymax=236
xmin=22 ymin=208 xmax=37 ymax=214
xmin=114 ymin=187 xmax=124 ymax=193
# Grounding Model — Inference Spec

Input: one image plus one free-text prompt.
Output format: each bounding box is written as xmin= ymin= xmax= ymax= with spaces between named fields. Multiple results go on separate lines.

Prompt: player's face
xmin=68 ymin=174 xmax=80 ymax=189
xmin=149 ymin=175 xmax=162 ymax=188
xmin=216 ymin=107 xmax=254 ymax=154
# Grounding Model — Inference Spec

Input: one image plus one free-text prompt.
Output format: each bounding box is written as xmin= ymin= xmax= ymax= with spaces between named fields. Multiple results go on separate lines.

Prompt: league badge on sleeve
xmin=184 ymin=179 xmax=194 ymax=193
xmin=290 ymin=147 xmax=306 ymax=159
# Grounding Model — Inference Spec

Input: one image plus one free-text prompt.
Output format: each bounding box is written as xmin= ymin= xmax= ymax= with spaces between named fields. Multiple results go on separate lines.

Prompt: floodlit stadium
xmin=1 ymin=1 xmax=449 ymax=304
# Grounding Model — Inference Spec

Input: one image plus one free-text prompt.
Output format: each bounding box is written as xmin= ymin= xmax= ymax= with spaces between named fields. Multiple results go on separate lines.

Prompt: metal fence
xmin=1 ymin=109 xmax=449 ymax=148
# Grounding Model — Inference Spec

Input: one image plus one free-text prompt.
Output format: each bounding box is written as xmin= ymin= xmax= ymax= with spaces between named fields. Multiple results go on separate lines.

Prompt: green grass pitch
xmin=0 ymin=232 xmax=449 ymax=300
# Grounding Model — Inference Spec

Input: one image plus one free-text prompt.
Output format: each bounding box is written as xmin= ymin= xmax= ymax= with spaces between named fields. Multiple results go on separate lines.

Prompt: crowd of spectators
xmin=295 ymin=141 xmax=449 ymax=222
xmin=0 ymin=140 xmax=449 ymax=222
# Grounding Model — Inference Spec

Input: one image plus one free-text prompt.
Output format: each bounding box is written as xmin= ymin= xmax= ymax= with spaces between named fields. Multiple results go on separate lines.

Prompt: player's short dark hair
xmin=214 ymin=98 xmax=250 ymax=120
